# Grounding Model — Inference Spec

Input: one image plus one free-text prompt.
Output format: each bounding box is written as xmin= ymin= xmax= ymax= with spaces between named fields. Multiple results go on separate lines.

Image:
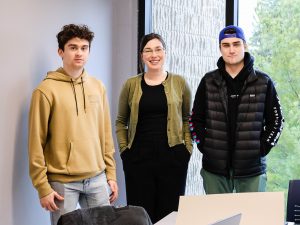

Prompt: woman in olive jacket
xmin=116 ymin=33 xmax=192 ymax=223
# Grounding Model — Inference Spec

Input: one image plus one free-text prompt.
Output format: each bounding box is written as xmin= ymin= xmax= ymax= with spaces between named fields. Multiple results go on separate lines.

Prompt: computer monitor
xmin=286 ymin=180 xmax=300 ymax=223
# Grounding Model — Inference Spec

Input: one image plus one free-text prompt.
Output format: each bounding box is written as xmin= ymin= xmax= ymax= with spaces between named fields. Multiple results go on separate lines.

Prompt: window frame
xmin=138 ymin=0 xmax=238 ymax=71
xmin=226 ymin=0 xmax=238 ymax=25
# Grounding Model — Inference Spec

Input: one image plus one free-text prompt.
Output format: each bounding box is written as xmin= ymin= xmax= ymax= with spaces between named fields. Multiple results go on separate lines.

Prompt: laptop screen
xmin=209 ymin=213 xmax=242 ymax=225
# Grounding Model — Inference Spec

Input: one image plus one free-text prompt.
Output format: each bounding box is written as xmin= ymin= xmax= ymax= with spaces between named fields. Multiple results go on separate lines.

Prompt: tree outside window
xmin=239 ymin=0 xmax=300 ymax=200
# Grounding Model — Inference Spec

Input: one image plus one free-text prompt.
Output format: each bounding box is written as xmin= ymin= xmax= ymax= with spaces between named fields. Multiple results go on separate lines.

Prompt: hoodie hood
xmin=44 ymin=67 xmax=87 ymax=115
xmin=45 ymin=67 xmax=87 ymax=83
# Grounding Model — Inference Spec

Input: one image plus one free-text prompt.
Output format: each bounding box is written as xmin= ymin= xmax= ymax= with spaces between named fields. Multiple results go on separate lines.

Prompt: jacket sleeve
xmin=115 ymin=81 xmax=130 ymax=152
xmin=190 ymin=78 xmax=206 ymax=152
xmin=260 ymin=79 xmax=284 ymax=156
xmin=28 ymin=89 xmax=54 ymax=198
xmin=182 ymin=78 xmax=193 ymax=152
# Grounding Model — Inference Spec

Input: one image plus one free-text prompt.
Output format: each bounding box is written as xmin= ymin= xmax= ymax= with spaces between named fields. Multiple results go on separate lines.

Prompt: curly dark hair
xmin=56 ymin=24 xmax=94 ymax=50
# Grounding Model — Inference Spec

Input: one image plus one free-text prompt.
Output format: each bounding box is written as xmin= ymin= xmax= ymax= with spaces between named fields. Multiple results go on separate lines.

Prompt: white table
xmin=155 ymin=212 xmax=177 ymax=225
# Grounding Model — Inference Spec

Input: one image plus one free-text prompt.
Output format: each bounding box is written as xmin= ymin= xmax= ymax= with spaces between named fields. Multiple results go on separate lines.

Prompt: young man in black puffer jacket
xmin=190 ymin=25 xmax=284 ymax=194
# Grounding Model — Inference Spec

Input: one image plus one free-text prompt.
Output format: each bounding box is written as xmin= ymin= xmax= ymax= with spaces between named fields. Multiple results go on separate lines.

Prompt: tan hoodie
xmin=28 ymin=68 xmax=116 ymax=198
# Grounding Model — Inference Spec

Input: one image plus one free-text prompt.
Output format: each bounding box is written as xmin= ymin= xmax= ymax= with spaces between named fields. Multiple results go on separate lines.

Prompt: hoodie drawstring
xmin=81 ymin=77 xmax=86 ymax=113
xmin=70 ymin=80 xmax=79 ymax=116
xmin=70 ymin=78 xmax=87 ymax=116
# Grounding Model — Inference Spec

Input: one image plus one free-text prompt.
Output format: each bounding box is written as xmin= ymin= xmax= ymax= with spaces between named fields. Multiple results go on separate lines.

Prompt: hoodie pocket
xmin=66 ymin=138 xmax=104 ymax=174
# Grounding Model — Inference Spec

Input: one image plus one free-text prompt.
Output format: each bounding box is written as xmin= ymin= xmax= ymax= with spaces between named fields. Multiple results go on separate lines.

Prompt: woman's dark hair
xmin=139 ymin=33 xmax=166 ymax=53
xmin=56 ymin=24 xmax=94 ymax=50
xmin=138 ymin=33 xmax=166 ymax=72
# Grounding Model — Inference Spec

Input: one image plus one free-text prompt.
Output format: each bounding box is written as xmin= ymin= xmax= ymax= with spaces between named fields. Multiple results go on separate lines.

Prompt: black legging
xmin=121 ymin=137 xmax=190 ymax=223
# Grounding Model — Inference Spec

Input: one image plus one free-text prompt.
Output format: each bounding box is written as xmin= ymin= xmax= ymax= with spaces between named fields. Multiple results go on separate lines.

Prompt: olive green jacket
xmin=115 ymin=73 xmax=192 ymax=153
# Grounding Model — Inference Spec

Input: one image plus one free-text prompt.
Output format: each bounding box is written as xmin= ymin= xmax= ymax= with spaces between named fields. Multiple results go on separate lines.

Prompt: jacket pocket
xmin=260 ymin=140 xmax=272 ymax=157
xmin=172 ymin=144 xmax=191 ymax=168
xmin=120 ymin=148 xmax=130 ymax=160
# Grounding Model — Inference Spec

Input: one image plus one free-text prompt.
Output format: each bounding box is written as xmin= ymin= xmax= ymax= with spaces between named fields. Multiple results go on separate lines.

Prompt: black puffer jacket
xmin=190 ymin=53 xmax=284 ymax=178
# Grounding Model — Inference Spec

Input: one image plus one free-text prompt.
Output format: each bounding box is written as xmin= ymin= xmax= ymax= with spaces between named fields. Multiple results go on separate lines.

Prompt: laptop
xmin=209 ymin=213 xmax=242 ymax=225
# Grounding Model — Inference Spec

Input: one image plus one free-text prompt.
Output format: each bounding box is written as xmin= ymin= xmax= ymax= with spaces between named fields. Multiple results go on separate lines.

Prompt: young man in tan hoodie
xmin=28 ymin=24 xmax=118 ymax=225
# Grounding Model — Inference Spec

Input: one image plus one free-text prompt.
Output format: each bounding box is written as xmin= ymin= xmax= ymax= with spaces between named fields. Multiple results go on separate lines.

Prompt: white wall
xmin=0 ymin=0 xmax=137 ymax=224
xmin=111 ymin=0 xmax=138 ymax=207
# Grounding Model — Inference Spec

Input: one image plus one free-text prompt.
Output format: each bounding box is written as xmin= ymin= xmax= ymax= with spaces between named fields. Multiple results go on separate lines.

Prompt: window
xmin=139 ymin=0 xmax=299 ymax=198
xmin=140 ymin=0 xmax=226 ymax=195
xmin=238 ymin=0 xmax=300 ymax=200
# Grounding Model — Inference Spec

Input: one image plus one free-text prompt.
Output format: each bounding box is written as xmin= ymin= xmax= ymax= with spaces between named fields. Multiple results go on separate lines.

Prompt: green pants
xmin=201 ymin=168 xmax=267 ymax=194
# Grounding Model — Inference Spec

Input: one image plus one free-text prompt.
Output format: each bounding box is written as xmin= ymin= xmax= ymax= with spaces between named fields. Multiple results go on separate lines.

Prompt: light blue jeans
xmin=50 ymin=172 xmax=111 ymax=225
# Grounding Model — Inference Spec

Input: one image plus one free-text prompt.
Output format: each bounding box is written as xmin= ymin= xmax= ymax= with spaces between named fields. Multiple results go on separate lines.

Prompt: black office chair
xmin=57 ymin=205 xmax=153 ymax=225
xmin=286 ymin=180 xmax=300 ymax=224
